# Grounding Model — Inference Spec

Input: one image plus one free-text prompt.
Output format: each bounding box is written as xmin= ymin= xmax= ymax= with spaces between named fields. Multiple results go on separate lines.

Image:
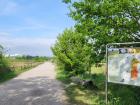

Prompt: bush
xmin=52 ymin=28 xmax=92 ymax=76
xmin=0 ymin=45 xmax=11 ymax=75
xmin=0 ymin=57 xmax=11 ymax=74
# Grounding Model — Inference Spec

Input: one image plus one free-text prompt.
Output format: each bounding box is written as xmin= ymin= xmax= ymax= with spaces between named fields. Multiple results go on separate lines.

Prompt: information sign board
xmin=108 ymin=47 xmax=140 ymax=86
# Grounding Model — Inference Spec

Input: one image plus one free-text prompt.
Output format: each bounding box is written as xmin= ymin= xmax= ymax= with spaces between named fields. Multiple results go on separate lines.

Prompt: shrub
xmin=52 ymin=28 xmax=92 ymax=76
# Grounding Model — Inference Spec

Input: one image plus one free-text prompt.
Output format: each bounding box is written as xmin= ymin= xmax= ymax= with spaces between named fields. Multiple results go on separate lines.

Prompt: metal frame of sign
xmin=105 ymin=42 xmax=140 ymax=105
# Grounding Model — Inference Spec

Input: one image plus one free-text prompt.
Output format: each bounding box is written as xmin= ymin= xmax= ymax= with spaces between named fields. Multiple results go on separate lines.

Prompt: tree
xmin=64 ymin=0 xmax=140 ymax=63
xmin=0 ymin=45 xmax=4 ymax=59
xmin=52 ymin=28 xmax=92 ymax=76
xmin=0 ymin=45 xmax=10 ymax=74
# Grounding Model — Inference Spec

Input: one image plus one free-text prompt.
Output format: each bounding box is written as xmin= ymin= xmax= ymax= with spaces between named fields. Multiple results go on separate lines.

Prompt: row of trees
xmin=0 ymin=45 xmax=50 ymax=74
xmin=15 ymin=55 xmax=50 ymax=62
xmin=52 ymin=0 xmax=140 ymax=76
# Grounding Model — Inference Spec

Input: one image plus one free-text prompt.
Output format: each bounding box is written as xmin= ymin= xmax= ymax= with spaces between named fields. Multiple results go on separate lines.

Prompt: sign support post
xmin=105 ymin=44 xmax=108 ymax=105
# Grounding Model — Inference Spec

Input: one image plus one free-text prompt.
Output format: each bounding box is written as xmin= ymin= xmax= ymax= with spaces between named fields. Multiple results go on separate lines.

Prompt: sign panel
xmin=108 ymin=47 xmax=140 ymax=86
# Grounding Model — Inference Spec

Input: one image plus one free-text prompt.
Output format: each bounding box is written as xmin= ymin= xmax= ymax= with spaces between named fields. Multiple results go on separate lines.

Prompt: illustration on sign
xmin=108 ymin=47 xmax=140 ymax=86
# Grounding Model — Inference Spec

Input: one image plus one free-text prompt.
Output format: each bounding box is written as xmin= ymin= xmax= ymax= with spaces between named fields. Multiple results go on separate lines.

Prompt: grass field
xmin=0 ymin=58 xmax=44 ymax=83
xmin=57 ymin=64 xmax=140 ymax=105
xmin=9 ymin=58 xmax=42 ymax=70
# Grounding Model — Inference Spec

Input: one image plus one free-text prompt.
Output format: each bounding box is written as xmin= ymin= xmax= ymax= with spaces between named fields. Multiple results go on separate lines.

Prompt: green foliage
xmin=57 ymin=64 xmax=140 ymax=105
xmin=0 ymin=57 xmax=10 ymax=74
xmin=0 ymin=45 xmax=3 ymax=59
xmin=52 ymin=28 xmax=92 ymax=76
xmin=63 ymin=0 xmax=71 ymax=4
xmin=55 ymin=1 xmax=140 ymax=104
xmin=0 ymin=45 xmax=11 ymax=75
xmin=108 ymin=83 xmax=140 ymax=105
xmin=56 ymin=64 xmax=105 ymax=105
xmin=15 ymin=55 xmax=49 ymax=62
xmin=65 ymin=0 xmax=140 ymax=63
xmin=0 ymin=45 xmax=14 ymax=83
xmin=0 ymin=45 xmax=48 ymax=83
xmin=54 ymin=1 xmax=140 ymax=104
xmin=54 ymin=0 xmax=140 ymax=77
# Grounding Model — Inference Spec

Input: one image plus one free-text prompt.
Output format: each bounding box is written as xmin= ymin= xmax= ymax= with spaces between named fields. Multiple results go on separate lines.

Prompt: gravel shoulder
xmin=0 ymin=62 xmax=69 ymax=105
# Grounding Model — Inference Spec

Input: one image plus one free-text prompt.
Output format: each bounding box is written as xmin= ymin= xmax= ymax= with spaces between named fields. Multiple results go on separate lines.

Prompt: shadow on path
xmin=0 ymin=76 xmax=68 ymax=105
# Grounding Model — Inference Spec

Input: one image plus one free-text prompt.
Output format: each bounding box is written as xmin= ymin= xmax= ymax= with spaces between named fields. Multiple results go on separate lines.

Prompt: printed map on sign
xmin=108 ymin=48 xmax=140 ymax=86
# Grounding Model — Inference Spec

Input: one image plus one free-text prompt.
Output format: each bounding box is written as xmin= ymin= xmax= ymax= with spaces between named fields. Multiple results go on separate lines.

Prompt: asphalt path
xmin=0 ymin=62 xmax=69 ymax=105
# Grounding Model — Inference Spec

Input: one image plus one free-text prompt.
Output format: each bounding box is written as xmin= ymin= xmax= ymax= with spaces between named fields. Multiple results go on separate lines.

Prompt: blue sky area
xmin=0 ymin=0 xmax=74 ymax=56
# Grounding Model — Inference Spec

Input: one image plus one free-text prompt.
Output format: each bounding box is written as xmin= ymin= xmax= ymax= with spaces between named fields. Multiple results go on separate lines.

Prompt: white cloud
xmin=0 ymin=0 xmax=18 ymax=15
xmin=0 ymin=33 xmax=56 ymax=56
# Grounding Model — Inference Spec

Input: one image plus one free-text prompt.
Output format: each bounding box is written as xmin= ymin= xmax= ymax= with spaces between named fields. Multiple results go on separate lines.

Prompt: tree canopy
xmin=64 ymin=0 xmax=140 ymax=62
xmin=0 ymin=45 xmax=4 ymax=59
xmin=52 ymin=0 xmax=140 ymax=76
xmin=52 ymin=28 xmax=92 ymax=76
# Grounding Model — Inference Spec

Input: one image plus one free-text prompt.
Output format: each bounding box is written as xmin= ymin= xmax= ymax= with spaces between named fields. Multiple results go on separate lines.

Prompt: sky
xmin=0 ymin=0 xmax=74 ymax=56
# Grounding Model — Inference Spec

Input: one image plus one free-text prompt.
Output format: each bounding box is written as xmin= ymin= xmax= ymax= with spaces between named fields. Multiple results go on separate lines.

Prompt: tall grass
xmin=0 ymin=56 xmax=14 ymax=82
xmin=0 ymin=57 xmax=43 ymax=83
xmin=56 ymin=64 xmax=140 ymax=105
xmin=0 ymin=57 xmax=11 ymax=74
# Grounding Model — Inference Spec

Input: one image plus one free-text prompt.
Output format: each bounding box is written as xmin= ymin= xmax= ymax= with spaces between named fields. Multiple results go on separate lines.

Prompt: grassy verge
xmin=56 ymin=64 xmax=140 ymax=105
xmin=0 ymin=59 xmax=43 ymax=83
xmin=56 ymin=65 xmax=105 ymax=105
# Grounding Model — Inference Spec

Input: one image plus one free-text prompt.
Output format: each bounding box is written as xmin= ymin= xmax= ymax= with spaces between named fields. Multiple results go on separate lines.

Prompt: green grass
xmin=0 ymin=58 xmax=43 ymax=83
xmin=56 ymin=64 xmax=140 ymax=105
xmin=56 ymin=65 xmax=106 ymax=105
xmin=0 ymin=65 xmax=35 ymax=83
xmin=0 ymin=71 xmax=16 ymax=83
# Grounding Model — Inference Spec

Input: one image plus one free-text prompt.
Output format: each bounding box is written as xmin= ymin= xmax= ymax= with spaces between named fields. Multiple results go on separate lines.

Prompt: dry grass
xmin=9 ymin=59 xmax=42 ymax=70
xmin=0 ymin=58 xmax=44 ymax=83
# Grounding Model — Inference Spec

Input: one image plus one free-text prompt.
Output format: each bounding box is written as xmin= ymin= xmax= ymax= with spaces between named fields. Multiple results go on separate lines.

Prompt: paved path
xmin=0 ymin=62 xmax=69 ymax=105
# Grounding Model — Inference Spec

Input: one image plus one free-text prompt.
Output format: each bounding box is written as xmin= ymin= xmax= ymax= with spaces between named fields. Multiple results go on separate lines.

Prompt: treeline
xmin=52 ymin=0 xmax=140 ymax=77
xmin=0 ymin=45 xmax=51 ymax=82
xmin=15 ymin=55 xmax=50 ymax=62
xmin=0 ymin=45 xmax=50 ymax=75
